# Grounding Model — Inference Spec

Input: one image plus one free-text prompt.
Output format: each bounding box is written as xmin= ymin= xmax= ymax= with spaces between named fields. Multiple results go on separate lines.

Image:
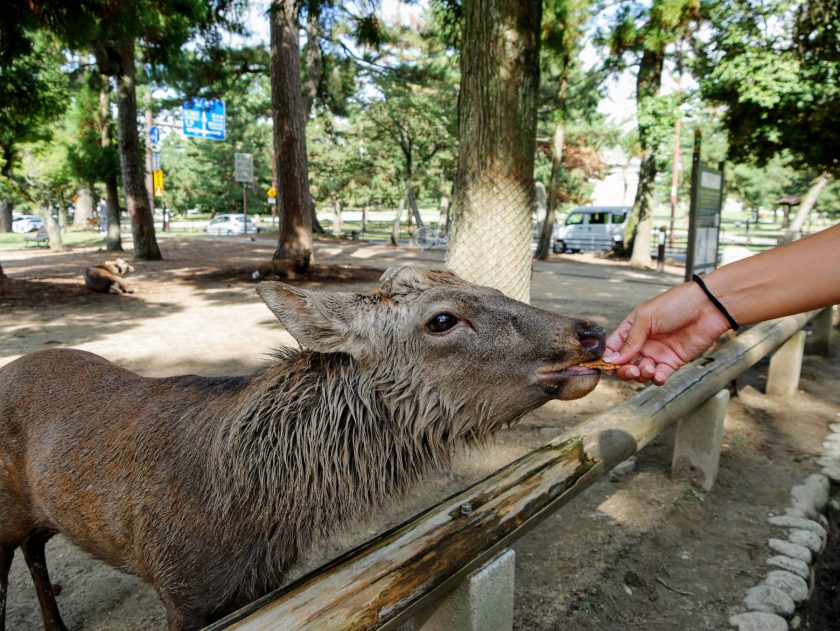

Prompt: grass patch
xmin=0 ymin=230 xmax=104 ymax=250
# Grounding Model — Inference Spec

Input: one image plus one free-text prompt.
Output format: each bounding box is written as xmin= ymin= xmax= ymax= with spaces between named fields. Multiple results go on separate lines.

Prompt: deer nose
xmin=577 ymin=324 xmax=606 ymax=358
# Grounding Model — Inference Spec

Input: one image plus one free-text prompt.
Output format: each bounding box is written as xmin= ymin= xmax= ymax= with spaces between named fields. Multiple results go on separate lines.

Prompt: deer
xmin=83 ymin=258 xmax=136 ymax=294
xmin=0 ymin=266 xmax=606 ymax=631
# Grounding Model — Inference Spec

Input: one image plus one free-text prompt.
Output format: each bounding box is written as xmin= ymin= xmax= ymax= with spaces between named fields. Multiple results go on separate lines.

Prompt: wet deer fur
xmin=0 ymin=266 xmax=605 ymax=630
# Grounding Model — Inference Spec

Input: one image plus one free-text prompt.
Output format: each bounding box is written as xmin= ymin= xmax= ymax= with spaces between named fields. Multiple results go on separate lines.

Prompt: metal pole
xmin=684 ymin=129 xmax=702 ymax=282
xmin=243 ymin=183 xmax=248 ymax=235
xmin=668 ymin=82 xmax=683 ymax=248
xmin=144 ymin=92 xmax=155 ymax=215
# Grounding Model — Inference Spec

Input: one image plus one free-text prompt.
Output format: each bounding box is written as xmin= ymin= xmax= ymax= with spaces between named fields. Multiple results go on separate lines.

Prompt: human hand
xmin=603 ymin=282 xmax=731 ymax=385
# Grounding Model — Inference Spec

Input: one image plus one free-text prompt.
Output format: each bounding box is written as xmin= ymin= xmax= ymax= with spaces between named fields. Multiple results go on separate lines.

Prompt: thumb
xmin=605 ymin=312 xmax=650 ymax=364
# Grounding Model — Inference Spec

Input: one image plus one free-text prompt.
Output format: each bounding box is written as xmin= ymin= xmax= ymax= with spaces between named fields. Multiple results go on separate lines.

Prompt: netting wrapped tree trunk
xmin=446 ymin=0 xmax=541 ymax=303
xmin=270 ymin=0 xmax=314 ymax=273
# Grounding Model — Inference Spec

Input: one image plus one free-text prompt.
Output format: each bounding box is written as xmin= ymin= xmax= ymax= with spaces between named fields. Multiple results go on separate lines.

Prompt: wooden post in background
xmin=767 ymin=331 xmax=806 ymax=397
xmin=672 ymin=389 xmax=729 ymax=491
xmin=809 ymin=307 xmax=833 ymax=357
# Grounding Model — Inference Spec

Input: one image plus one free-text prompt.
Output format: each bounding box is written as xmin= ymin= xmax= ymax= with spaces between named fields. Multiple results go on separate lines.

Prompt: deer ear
xmin=256 ymin=281 xmax=359 ymax=353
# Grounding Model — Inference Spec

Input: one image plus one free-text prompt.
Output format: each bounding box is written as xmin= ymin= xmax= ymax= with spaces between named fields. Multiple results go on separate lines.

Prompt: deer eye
xmin=427 ymin=312 xmax=458 ymax=333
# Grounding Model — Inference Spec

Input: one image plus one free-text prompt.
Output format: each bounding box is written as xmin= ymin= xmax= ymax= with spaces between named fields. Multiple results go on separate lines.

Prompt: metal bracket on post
xmin=809 ymin=307 xmax=833 ymax=357
xmin=766 ymin=330 xmax=807 ymax=397
xmin=672 ymin=389 xmax=729 ymax=491
xmin=406 ymin=549 xmax=516 ymax=631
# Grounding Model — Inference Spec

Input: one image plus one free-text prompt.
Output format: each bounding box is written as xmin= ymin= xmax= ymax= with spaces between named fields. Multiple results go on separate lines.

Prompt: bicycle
xmin=414 ymin=226 xmax=448 ymax=250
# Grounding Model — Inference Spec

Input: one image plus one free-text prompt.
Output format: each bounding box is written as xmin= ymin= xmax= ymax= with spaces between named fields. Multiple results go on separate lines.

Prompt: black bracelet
xmin=692 ymin=274 xmax=740 ymax=331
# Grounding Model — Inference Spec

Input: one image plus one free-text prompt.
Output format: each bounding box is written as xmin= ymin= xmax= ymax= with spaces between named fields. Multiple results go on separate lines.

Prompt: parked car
xmin=204 ymin=214 xmax=259 ymax=236
xmin=12 ymin=214 xmax=43 ymax=234
xmin=552 ymin=206 xmax=630 ymax=253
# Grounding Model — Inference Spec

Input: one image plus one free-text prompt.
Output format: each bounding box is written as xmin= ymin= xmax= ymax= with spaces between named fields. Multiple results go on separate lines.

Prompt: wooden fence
xmin=207 ymin=308 xmax=833 ymax=631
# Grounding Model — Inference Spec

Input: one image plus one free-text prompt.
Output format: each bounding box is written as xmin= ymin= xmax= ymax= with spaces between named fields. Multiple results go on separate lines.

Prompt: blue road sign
xmin=149 ymin=126 xmax=161 ymax=146
xmin=182 ymin=98 xmax=226 ymax=141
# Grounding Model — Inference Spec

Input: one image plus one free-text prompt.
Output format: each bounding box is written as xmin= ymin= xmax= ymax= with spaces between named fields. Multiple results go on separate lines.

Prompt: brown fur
xmin=84 ymin=258 xmax=135 ymax=294
xmin=0 ymin=267 xmax=605 ymax=630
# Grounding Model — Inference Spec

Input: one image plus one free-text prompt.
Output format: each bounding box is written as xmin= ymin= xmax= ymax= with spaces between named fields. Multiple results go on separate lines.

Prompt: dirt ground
xmin=1 ymin=234 xmax=838 ymax=630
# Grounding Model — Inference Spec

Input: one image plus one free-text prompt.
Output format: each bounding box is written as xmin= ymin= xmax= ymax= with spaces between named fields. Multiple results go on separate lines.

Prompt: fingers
xmin=604 ymin=316 xmax=635 ymax=363
xmin=605 ymin=309 xmax=650 ymax=365
xmin=616 ymin=358 xmax=679 ymax=386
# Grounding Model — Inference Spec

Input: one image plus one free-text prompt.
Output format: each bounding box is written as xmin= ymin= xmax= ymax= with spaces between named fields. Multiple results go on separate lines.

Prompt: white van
xmin=552 ymin=206 xmax=631 ymax=254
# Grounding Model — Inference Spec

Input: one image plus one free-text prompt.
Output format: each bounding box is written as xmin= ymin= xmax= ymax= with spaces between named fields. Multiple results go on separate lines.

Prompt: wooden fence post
xmin=809 ymin=307 xmax=833 ymax=356
xmin=766 ymin=331 xmax=806 ymax=397
xmin=409 ymin=549 xmax=515 ymax=631
xmin=672 ymin=389 xmax=729 ymax=491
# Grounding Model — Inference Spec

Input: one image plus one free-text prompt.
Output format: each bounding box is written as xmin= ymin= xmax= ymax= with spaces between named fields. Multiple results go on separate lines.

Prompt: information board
xmin=182 ymin=98 xmax=226 ymax=141
xmin=685 ymin=133 xmax=724 ymax=281
xmin=234 ymin=153 xmax=254 ymax=183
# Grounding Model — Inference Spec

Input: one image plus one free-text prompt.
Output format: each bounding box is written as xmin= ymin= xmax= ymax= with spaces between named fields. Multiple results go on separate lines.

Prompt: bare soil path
xmin=1 ymin=235 xmax=837 ymax=630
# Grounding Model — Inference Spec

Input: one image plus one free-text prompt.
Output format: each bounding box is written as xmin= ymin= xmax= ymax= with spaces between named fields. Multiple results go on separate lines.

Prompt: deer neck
xmin=208 ymin=349 xmax=471 ymax=539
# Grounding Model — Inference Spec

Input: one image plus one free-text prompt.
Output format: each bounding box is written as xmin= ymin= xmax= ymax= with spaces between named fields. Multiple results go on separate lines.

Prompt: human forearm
xmin=704 ymin=224 xmax=840 ymax=325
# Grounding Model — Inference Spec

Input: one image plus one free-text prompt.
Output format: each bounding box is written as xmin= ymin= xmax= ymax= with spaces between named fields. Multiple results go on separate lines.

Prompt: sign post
xmin=234 ymin=153 xmax=254 ymax=234
xmin=153 ymin=170 xmax=164 ymax=198
xmin=685 ymin=129 xmax=725 ymax=281
xmin=267 ymin=186 xmax=277 ymax=229
xmin=182 ymin=98 xmax=226 ymax=141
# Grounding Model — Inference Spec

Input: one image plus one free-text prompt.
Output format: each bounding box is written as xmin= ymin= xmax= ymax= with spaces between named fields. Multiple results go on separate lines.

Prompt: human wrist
xmin=692 ymin=274 xmax=740 ymax=331
xmin=686 ymin=279 xmax=732 ymax=337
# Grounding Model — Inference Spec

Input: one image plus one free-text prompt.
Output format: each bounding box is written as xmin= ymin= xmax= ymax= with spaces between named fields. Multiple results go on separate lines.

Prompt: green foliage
xmin=65 ymin=77 xmax=119 ymax=188
xmin=696 ymin=0 xmax=840 ymax=175
xmin=306 ymin=12 xmax=459 ymax=211
xmin=0 ymin=31 xmax=67 ymax=170
xmin=17 ymin=113 xmax=76 ymax=209
xmin=161 ymin=76 xmax=273 ymax=215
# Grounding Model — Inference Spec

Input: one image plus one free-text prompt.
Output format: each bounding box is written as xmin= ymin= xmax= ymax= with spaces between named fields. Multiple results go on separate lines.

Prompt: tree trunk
xmin=330 ymin=194 xmax=342 ymax=238
xmin=446 ymin=0 xmax=541 ymax=303
xmin=782 ymin=173 xmax=831 ymax=244
xmin=270 ymin=0 xmax=314 ymax=272
xmin=302 ymin=8 xmax=325 ymax=235
xmin=113 ymin=39 xmax=161 ymax=260
xmin=438 ymin=195 xmax=450 ymax=233
xmin=535 ymin=124 xmax=565 ymax=260
xmin=57 ymin=202 xmax=69 ymax=232
xmin=0 ymin=200 xmax=12 ymax=233
xmin=98 ymin=76 xmax=123 ymax=251
xmin=391 ymin=195 xmax=405 ymax=247
xmin=38 ymin=204 xmax=63 ymax=250
xmin=302 ymin=8 xmax=321 ymax=122
xmin=624 ymin=47 xmax=665 ymax=269
xmin=73 ymin=185 xmax=94 ymax=229
xmin=405 ymin=181 xmax=424 ymax=228
xmin=104 ymin=173 xmax=123 ymax=251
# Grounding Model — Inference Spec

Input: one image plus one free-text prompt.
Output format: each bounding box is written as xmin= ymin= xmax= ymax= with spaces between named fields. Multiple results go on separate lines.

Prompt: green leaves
xmin=697 ymin=0 xmax=840 ymax=175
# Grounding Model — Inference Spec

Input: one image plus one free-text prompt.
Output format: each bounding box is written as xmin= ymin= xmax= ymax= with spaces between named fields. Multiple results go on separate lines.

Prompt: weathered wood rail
xmin=207 ymin=309 xmax=827 ymax=631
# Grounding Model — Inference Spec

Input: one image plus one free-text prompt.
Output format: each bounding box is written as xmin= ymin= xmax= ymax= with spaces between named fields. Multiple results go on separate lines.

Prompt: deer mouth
xmin=534 ymin=364 xmax=600 ymax=400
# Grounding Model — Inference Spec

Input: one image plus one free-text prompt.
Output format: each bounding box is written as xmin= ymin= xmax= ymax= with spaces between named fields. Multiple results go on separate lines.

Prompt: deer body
xmin=0 ymin=267 xmax=605 ymax=630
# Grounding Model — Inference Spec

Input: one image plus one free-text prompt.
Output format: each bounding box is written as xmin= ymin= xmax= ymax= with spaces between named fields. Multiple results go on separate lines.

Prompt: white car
xmin=12 ymin=214 xmax=43 ymax=233
xmin=552 ymin=206 xmax=630 ymax=254
xmin=204 ymin=214 xmax=259 ymax=236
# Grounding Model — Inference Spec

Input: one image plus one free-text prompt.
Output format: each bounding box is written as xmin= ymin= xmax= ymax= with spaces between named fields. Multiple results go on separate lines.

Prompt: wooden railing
xmin=207 ymin=308 xmax=832 ymax=631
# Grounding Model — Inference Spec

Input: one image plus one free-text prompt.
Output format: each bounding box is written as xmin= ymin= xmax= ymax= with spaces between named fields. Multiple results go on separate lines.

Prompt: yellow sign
xmin=153 ymin=170 xmax=164 ymax=197
xmin=266 ymin=186 xmax=277 ymax=198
